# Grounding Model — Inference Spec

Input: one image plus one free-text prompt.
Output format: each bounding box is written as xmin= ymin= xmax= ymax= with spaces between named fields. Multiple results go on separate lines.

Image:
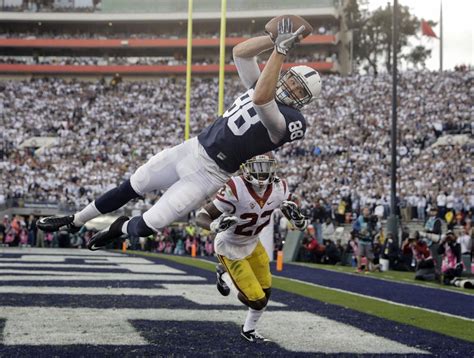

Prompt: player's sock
xmin=125 ymin=216 xmax=155 ymax=237
xmin=243 ymin=307 xmax=266 ymax=333
xmin=73 ymin=201 xmax=101 ymax=227
xmin=94 ymin=179 xmax=140 ymax=214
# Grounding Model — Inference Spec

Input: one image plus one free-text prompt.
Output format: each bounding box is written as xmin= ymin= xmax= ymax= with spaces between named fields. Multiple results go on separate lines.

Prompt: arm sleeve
xmin=253 ymin=100 xmax=287 ymax=144
xmin=234 ymin=56 xmax=261 ymax=89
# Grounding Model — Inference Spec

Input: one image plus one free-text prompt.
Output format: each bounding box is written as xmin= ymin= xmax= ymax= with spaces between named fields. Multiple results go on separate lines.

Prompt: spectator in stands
xmin=457 ymin=225 xmax=473 ymax=273
xmin=204 ymin=236 xmax=214 ymax=256
xmin=445 ymin=208 xmax=456 ymax=231
xmin=421 ymin=206 xmax=443 ymax=245
xmin=27 ymin=215 xmax=37 ymax=247
xmin=416 ymin=193 xmax=427 ymax=222
xmin=438 ymin=231 xmax=463 ymax=285
xmin=36 ymin=223 xmax=45 ymax=247
xmin=381 ymin=232 xmax=403 ymax=270
xmin=174 ymin=237 xmax=185 ymax=255
xmin=353 ymin=207 xmax=378 ymax=273
xmin=0 ymin=215 xmax=7 ymax=244
xmin=322 ymin=239 xmax=341 ymax=265
xmin=436 ymin=191 xmax=447 ymax=219
xmin=44 ymin=232 xmax=53 ymax=247
xmin=164 ymin=239 xmax=173 ymax=254
xmin=321 ymin=217 xmax=335 ymax=242
xmin=302 ymin=235 xmax=325 ymax=263
xmin=343 ymin=231 xmax=359 ymax=267
xmin=70 ymin=232 xmax=83 ymax=248
xmin=0 ymin=70 xmax=471 ymax=229
xmin=310 ymin=199 xmax=326 ymax=243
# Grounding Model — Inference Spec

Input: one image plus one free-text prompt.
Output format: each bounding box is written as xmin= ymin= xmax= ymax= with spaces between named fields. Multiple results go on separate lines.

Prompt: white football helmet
xmin=276 ymin=65 xmax=321 ymax=110
xmin=241 ymin=155 xmax=277 ymax=189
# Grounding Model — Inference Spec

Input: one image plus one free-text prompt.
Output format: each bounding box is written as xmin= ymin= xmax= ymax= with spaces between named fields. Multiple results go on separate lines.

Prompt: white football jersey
xmin=212 ymin=175 xmax=289 ymax=259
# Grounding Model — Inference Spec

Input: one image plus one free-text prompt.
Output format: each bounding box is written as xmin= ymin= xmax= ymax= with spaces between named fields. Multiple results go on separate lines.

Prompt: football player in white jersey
xmin=196 ymin=155 xmax=307 ymax=343
xmin=36 ymin=18 xmax=320 ymax=252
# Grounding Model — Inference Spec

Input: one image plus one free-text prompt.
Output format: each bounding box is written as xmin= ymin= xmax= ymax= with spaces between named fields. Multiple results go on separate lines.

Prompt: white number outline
xmin=224 ymin=90 xmax=259 ymax=136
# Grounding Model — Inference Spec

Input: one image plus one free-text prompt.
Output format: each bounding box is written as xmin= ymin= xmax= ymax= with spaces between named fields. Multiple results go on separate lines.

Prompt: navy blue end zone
xmin=269 ymin=262 xmax=474 ymax=319
xmin=0 ymin=250 xmax=473 ymax=357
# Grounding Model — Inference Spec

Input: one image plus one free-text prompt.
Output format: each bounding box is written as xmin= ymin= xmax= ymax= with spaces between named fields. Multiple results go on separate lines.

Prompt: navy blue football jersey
xmin=198 ymin=88 xmax=307 ymax=173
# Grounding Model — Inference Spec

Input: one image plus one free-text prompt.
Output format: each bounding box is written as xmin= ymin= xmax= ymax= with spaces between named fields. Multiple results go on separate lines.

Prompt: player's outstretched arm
xmin=233 ymin=35 xmax=274 ymax=59
xmin=281 ymin=200 xmax=308 ymax=231
xmin=251 ymin=46 xmax=287 ymax=144
xmin=232 ymin=36 xmax=274 ymax=89
xmin=253 ymin=19 xmax=304 ymax=106
xmin=196 ymin=202 xmax=238 ymax=234
xmin=196 ymin=202 xmax=223 ymax=231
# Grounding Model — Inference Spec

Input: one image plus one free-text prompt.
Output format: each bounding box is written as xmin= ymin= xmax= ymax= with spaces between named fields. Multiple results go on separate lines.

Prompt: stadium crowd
xmin=0 ymin=56 xmax=204 ymax=66
xmin=0 ymin=53 xmax=335 ymax=66
xmin=1 ymin=70 xmax=472 ymax=218
xmin=0 ymin=26 xmax=337 ymax=40
xmin=1 ymin=0 xmax=100 ymax=13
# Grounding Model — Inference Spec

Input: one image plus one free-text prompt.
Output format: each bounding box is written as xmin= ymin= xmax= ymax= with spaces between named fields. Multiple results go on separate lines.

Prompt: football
xmin=265 ymin=15 xmax=313 ymax=41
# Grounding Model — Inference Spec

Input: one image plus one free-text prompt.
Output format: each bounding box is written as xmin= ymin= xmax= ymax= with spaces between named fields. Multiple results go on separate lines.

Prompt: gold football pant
xmin=217 ymin=241 xmax=271 ymax=302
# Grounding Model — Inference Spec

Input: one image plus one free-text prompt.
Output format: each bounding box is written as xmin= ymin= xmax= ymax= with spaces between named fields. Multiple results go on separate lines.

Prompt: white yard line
xmin=0 ymin=307 xmax=428 ymax=354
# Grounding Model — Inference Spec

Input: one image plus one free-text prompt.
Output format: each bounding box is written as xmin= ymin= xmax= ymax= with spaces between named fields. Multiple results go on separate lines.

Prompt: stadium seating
xmin=0 ymin=69 xmax=471 ymax=216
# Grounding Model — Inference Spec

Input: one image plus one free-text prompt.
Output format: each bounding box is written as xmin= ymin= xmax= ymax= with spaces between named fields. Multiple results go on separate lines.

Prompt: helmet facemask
xmin=276 ymin=70 xmax=312 ymax=110
xmin=242 ymin=156 xmax=277 ymax=189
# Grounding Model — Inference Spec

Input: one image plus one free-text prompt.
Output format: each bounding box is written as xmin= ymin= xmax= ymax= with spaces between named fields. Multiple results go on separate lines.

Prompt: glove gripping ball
xmin=265 ymin=15 xmax=313 ymax=42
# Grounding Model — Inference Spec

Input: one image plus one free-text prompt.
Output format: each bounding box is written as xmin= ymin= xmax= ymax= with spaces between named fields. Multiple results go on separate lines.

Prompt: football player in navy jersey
xmin=37 ymin=18 xmax=322 ymax=251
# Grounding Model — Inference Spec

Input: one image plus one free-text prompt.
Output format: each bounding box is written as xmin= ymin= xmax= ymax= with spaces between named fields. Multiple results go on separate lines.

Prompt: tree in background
xmin=405 ymin=45 xmax=432 ymax=69
xmin=345 ymin=0 xmax=434 ymax=74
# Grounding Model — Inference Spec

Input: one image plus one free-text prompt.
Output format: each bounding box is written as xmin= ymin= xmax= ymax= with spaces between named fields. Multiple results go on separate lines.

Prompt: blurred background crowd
xmin=0 ymin=69 xmax=472 ymax=283
xmin=1 ymin=70 xmax=472 ymax=215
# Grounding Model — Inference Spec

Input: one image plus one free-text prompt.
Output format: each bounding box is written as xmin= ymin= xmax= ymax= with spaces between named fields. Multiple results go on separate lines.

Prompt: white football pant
xmin=130 ymin=137 xmax=230 ymax=231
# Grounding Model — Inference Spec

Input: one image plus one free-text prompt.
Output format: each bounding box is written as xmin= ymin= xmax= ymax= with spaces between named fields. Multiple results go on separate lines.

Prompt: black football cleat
xmin=216 ymin=263 xmax=230 ymax=296
xmin=87 ymin=216 xmax=129 ymax=251
xmin=37 ymin=215 xmax=81 ymax=233
xmin=240 ymin=325 xmax=271 ymax=343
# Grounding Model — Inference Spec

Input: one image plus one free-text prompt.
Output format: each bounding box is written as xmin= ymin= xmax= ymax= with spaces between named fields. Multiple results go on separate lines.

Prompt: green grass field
xmin=126 ymin=251 xmax=474 ymax=343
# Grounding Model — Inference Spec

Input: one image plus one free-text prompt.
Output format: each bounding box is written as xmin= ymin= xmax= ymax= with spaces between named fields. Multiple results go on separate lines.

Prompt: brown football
xmin=265 ymin=15 xmax=313 ymax=41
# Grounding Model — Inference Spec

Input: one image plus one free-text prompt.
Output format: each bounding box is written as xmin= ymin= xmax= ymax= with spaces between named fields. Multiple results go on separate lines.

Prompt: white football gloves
xmin=274 ymin=18 xmax=306 ymax=56
xmin=281 ymin=200 xmax=308 ymax=230
xmin=210 ymin=215 xmax=238 ymax=234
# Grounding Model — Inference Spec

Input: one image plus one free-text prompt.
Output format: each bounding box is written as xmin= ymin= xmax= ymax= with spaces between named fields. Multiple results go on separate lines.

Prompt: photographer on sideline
xmin=401 ymin=231 xmax=437 ymax=281
xmin=438 ymin=231 xmax=463 ymax=285
xmin=352 ymin=207 xmax=379 ymax=273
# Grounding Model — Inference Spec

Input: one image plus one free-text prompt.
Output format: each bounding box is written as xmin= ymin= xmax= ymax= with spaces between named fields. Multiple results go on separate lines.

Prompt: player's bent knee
xmin=142 ymin=210 xmax=171 ymax=231
xmin=247 ymin=297 xmax=268 ymax=311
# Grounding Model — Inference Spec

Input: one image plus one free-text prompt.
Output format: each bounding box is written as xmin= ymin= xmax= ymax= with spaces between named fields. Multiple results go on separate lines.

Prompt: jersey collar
xmin=243 ymin=179 xmax=273 ymax=209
